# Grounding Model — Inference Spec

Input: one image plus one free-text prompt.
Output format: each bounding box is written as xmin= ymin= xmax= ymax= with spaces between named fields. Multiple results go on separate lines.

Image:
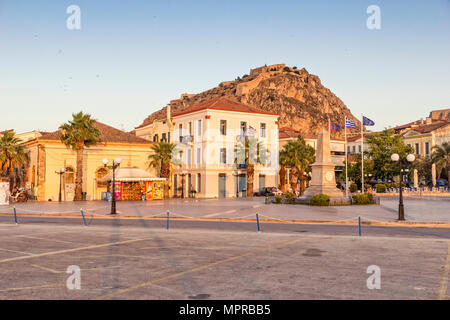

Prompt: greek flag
xmin=363 ymin=116 xmax=375 ymax=126
xmin=345 ymin=117 xmax=356 ymax=128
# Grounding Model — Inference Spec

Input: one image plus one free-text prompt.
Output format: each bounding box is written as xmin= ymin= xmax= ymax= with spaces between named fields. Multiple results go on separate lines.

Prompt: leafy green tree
xmin=365 ymin=129 xmax=414 ymax=180
xmin=432 ymin=142 xmax=450 ymax=186
xmin=0 ymin=131 xmax=27 ymax=189
xmin=341 ymin=155 xmax=374 ymax=189
xmin=59 ymin=112 xmax=102 ymax=201
xmin=411 ymin=155 xmax=432 ymax=184
xmin=148 ymin=141 xmax=177 ymax=198
xmin=279 ymin=136 xmax=315 ymax=195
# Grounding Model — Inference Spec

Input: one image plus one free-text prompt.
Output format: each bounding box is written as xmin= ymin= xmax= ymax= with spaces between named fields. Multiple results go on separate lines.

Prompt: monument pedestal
xmin=302 ymin=128 xmax=344 ymax=199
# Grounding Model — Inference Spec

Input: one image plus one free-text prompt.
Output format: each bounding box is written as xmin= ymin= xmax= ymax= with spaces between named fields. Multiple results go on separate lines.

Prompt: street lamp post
xmin=364 ymin=173 xmax=372 ymax=192
xmin=55 ymin=168 xmax=66 ymax=202
xmin=103 ymin=158 xmax=122 ymax=215
xmin=180 ymin=170 xmax=187 ymax=198
xmin=233 ymin=170 xmax=239 ymax=198
xmin=391 ymin=153 xmax=415 ymax=221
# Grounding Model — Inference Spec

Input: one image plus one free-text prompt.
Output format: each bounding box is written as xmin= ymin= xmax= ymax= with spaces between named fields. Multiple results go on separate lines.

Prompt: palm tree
xmin=279 ymin=150 xmax=289 ymax=192
xmin=234 ymin=136 xmax=267 ymax=197
xmin=278 ymin=165 xmax=288 ymax=192
xmin=59 ymin=112 xmax=101 ymax=201
xmin=279 ymin=136 xmax=315 ymax=195
xmin=148 ymin=141 xmax=177 ymax=198
xmin=432 ymin=142 xmax=450 ymax=186
xmin=0 ymin=131 xmax=27 ymax=189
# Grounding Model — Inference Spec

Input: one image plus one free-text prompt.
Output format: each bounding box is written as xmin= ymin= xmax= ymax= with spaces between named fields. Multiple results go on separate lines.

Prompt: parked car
xmin=426 ymin=180 xmax=448 ymax=187
xmin=272 ymin=187 xmax=283 ymax=196
xmin=406 ymin=181 xmax=415 ymax=188
xmin=254 ymin=187 xmax=282 ymax=197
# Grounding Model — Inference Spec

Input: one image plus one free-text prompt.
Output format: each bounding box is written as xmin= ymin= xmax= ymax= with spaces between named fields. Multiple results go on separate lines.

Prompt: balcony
xmin=179 ymin=135 xmax=194 ymax=144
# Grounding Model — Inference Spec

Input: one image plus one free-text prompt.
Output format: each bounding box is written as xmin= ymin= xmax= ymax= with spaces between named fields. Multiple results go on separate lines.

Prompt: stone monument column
xmin=432 ymin=163 xmax=436 ymax=187
xmin=303 ymin=128 xmax=344 ymax=198
xmin=413 ymin=169 xmax=418 ymax=189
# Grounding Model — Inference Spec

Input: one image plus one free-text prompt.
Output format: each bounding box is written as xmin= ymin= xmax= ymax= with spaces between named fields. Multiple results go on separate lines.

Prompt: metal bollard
xmin=358 ymin=215 xmax=362 ymax=236
xmin=80 ymin=209 xmax=88 ymax=226
xmin=256 ymin=212 xmax=261 ymax=232
xmin=166 ymin=211 xmax=170 ymax=230
xmin=13 ymin=206 xmax=18 ymax=224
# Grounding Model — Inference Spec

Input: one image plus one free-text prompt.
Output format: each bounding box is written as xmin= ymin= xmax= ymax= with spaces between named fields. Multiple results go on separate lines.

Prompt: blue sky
xmin=1 ymin=0 xmax=449 ymax=133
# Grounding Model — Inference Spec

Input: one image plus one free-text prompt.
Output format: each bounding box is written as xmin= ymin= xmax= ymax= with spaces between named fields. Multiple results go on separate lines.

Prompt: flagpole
xmin=328 ymin=118 xmax=331 ymax=142
xmin=361 ymin=114 xmax=364 ymax=193
xmin=345 ymin=118 xmax=348 ymax=198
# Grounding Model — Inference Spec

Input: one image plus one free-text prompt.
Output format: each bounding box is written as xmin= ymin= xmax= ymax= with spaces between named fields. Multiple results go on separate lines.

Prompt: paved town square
xmin=0 ymin=216 xmax=448 ymax=300
xmin=0 ymin=196 xmax=448 ymax=300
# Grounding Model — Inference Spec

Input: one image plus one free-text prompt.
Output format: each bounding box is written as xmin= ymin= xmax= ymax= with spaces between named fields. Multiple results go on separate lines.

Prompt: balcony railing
xmin=179 ymin=135 xmax=194 ymax=144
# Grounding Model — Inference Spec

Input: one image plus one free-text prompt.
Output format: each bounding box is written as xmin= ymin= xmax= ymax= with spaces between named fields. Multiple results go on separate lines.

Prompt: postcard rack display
xmin=107 ymin=180 xmax=164 ymax=201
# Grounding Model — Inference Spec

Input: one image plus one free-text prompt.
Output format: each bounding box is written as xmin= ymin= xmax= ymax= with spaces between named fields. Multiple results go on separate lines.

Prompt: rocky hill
xmin=136 ymin=64 xmax=360 ymax=138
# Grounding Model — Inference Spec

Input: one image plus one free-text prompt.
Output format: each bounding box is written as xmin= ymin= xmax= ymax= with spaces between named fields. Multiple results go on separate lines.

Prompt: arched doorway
xmin=64 ymin=166 xmax=75 ymax=201
xmin=95 ymin=167 xmax=109 ymax=200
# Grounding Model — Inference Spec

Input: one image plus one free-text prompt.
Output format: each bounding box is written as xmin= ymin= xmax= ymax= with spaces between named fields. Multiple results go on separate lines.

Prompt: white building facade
xmin=170 ymin=97 xmax=279 ymax=198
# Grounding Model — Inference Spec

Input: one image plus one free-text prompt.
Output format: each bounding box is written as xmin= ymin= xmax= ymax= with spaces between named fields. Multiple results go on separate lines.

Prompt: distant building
xmin=345 ymin=108 xmax=450 ymax=159
xmin=134 ymin=105 xmax=173 ymax=143
xmin=428 ymin=108 xmax=450 ymax=122
xmin=401 ymin=122 xmax=450 ymax=157
xmin=17 ymin=122 xmax=155 ymax=201
xmin=393 ymin=107 xmax=450 ymax=158
xmin=346 ymin=134 xmax=370 ymax=156
xmin=393 ymin=108 xmax=450 ymax=134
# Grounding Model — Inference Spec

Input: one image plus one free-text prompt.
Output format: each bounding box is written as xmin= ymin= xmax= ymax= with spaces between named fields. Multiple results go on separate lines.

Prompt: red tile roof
xmin=405 ymin=121 xmax=450 ymax=134
xmin=393 ymin=119 xmax=445 ymax=132
xmin=347 ymin=135 xmax=363 ymax=142
xmin=172 ymin=97 xmax=279 ymax=117
xmin=278 ymin=127 xmax=301 ymax=139
xmin=393 ymin=121 xmax=419 ymax=131
xmin=278 ymin=127 xmax=344 ymax=141
xmin=38 ymin=122 xmax=150 ymax=144
xmin=346 ymin=132 xmax=379 ymax=142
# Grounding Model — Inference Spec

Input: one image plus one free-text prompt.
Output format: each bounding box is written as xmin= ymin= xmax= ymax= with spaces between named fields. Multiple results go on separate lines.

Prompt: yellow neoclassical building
xmin=18 ymin=122 xmax=156 ymax=201
xmin=134 ymin=105 xmax=173 ymax=143
xmin=401 ymin=122 xmax=450 ymax=157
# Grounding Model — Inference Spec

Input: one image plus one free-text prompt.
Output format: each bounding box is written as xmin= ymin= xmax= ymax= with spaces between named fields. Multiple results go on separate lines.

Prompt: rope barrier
xmin=166 ymin=212 xmax=198 ymax=219
xmin=223 ymin=213 xmax=258 ymax=220
xmin=9 ymin=205 xmax=113 ymax=216
xmin=4 ymin=204 xmax=419 ymax=233
xmin=359 ymin=216 xmax=394 ymax=223
xmin=11 ymin=207 xmax=89 ymax=214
